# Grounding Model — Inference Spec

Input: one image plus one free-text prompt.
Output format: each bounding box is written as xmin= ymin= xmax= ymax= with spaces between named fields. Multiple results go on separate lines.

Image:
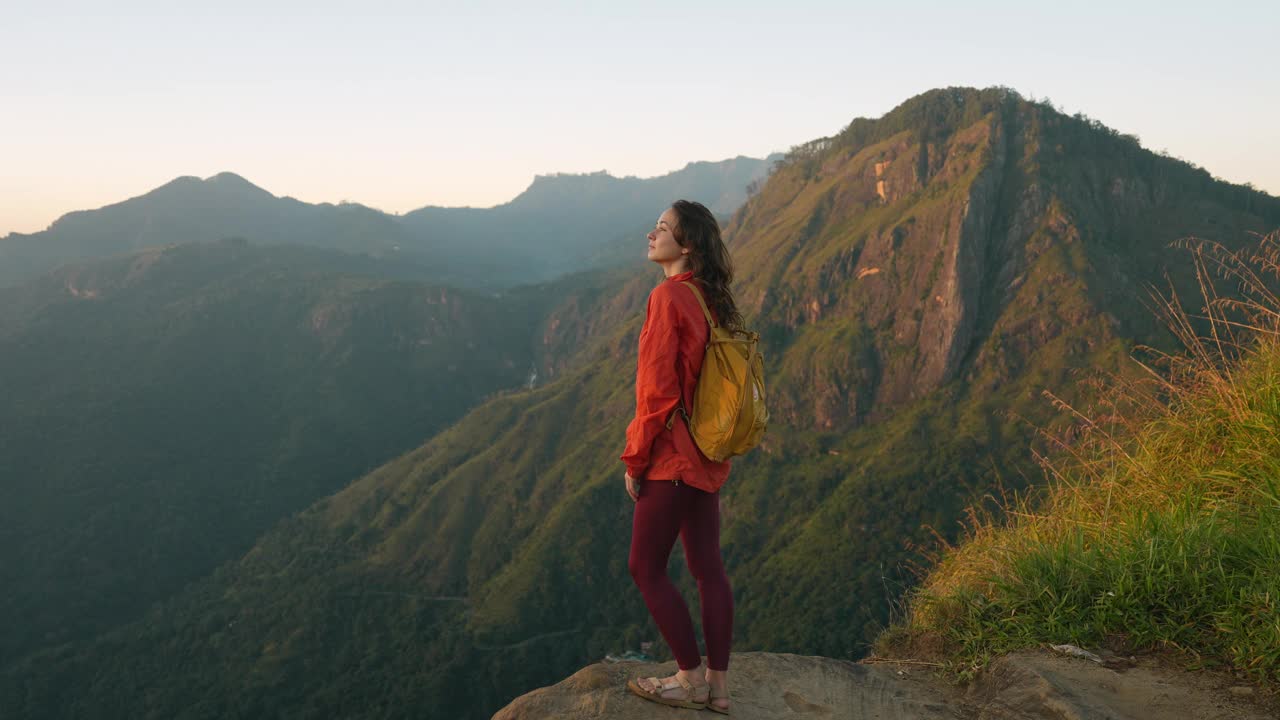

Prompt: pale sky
xmin=2 ymin=0 xmax=1277 ymax=236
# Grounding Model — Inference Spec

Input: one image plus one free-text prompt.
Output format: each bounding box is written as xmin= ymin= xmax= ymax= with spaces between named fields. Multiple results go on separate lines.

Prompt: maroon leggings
xmin=628 ymin=479 xmax=733 ymax=671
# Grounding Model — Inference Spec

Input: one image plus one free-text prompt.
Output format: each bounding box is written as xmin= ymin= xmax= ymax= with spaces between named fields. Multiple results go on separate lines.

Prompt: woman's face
xmin=647 ymin=207 xmax=687 ymax=265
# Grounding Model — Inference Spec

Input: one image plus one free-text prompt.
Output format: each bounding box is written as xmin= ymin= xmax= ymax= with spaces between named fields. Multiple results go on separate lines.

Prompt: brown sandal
xmin=706 ymin=666 xmax=737 ymax=712
xmin=705 ymin=687 xmax=731 ymax=715
xmin=626 ymin=673 xmax=708 ymax=710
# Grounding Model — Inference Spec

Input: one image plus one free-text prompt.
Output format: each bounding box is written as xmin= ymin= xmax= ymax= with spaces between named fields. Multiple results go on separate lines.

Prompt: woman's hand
xmin=625 ymin=471 xmax=641 ymax=502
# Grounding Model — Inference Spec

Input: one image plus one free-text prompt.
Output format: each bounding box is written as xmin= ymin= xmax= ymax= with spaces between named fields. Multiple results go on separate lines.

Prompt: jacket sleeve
xmin=620 ymin=285 xmax=683 ymax=479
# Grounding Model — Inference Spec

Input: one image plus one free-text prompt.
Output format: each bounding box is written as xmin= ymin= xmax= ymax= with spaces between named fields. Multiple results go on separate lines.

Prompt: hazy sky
xmin=3 ymin=0 xmax=1276 ymax=236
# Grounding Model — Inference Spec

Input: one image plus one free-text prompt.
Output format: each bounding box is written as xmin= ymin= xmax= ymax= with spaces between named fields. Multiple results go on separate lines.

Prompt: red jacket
xmin=620 ymin=270 xmax=731 ymax=492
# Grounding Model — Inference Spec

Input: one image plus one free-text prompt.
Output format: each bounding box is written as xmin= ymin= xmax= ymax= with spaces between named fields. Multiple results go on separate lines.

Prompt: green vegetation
xmin=896 ymin=232 xmax=1280 ymax=683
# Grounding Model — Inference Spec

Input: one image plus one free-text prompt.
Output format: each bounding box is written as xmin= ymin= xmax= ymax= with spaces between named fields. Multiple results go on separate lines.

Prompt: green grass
xmin=890 ymin=231 xmax=1280 ymax=683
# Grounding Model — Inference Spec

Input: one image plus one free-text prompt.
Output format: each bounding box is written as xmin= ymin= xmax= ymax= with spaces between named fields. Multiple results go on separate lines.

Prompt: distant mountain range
xmin=0 ymin=156 xmax=779 ymax=290
xmin=2 ymin=87 xmax=1278 ymax=719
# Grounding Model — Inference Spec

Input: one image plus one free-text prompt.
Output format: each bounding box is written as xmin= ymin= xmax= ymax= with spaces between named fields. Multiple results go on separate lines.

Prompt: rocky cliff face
xmin=725 ymin=110 xmax=1023 ymax=429
xmin=716 ymin=89 xmax=1279 ymax=431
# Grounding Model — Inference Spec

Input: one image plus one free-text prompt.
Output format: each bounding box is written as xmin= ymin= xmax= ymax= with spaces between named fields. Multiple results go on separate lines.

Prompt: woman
xmin=620 ymin=199 xmax=743 ymax=714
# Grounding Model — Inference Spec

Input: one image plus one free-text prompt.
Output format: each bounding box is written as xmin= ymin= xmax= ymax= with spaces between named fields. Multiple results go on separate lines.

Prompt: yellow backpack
xmin=665 ymin=281 xmax=769 ymax=462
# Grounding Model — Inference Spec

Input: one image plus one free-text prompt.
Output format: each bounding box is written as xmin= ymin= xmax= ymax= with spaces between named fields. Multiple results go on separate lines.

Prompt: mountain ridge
xmin=0 ymin=158 xmax=776 ymax=290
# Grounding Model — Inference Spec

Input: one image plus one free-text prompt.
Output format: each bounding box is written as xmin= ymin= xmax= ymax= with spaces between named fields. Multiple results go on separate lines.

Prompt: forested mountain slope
xmin=0 ymin=239 xmax=552 ymax=665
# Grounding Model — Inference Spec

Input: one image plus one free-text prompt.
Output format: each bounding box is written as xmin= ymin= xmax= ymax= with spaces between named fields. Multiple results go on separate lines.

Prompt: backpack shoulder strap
xmin=664 ymin=280 xmax=713 ymax=432
xmin=678 ymin=281 xmax=717 ymax=328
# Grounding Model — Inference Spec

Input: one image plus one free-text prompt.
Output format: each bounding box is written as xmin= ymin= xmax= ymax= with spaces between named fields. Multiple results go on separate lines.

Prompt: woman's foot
xmin=629 ymin=668 xmax=709 ymax=708
xmin=705 ymin=668 xmax=731 ymax=714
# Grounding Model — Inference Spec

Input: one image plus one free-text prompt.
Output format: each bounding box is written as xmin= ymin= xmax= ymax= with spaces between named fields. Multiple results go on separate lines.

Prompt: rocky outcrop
xmin=965 ymin=650 xmax=1277 ymax=720
xmin=493 ymin=650 xmax=1278 ymax=719
xmin=492 ymin=652 xmax=959 ymax=719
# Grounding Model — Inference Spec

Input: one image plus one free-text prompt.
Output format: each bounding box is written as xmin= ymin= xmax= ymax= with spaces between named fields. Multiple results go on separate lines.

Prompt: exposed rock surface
xmin=966 ymin=650 xmax=1278 ymax=720
xmin=493 ymin=650 xmax=1278 ymax=719
xmin=492 ymin=652 xmax=959 ymax=719
xmin=730 ymin=90 xmax=1280 ymax=432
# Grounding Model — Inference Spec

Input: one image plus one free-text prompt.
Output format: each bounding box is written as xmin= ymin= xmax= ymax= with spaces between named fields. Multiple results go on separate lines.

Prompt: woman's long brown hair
xmin=670 ymin=199 xmax=745 ymax=333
